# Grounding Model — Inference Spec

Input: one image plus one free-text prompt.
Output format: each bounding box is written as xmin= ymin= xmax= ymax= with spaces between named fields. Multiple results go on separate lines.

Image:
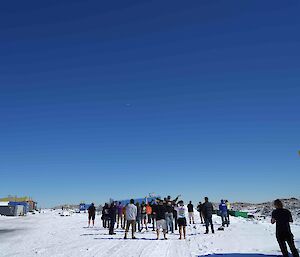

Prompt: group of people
xmin=195 ymin=198 xmax=231 ymax=233
xmin=88 ymin=196 xmax=219 ymax=239
xmin=118 ymin=195 xmax=206 ymax=240
xmin=100 ymin=195 xmax=184 ymax=239
xmin=87 ymin=197 xmax=299 ymax=257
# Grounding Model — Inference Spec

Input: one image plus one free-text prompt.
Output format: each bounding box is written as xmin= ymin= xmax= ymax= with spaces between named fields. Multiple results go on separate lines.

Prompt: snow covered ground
xmin=1 ymin=210 xmax=299 ymax=257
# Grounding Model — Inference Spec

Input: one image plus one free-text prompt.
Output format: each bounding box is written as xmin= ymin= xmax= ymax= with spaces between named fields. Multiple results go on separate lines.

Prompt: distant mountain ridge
xmin=230 ymin=197 xmax=300 ymax=220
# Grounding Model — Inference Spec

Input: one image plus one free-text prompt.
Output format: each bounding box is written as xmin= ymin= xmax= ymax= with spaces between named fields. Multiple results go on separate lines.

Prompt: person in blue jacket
xmin=219 ymin=200 xmax=229 ymax=227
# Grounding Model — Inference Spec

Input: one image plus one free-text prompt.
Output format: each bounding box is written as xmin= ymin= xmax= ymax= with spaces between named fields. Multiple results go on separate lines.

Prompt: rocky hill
xmin=230 ymin=197 xmax=300 ymax=220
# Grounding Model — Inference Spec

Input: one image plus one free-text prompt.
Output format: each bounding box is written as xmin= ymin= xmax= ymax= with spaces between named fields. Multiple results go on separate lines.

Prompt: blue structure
xmin=8 ymin=202 xmax=29 ymax=214
xmin=117 ymin=196 xmax=160 ymax=206
xmin=79 ymin=203 xmax=91 ymax=212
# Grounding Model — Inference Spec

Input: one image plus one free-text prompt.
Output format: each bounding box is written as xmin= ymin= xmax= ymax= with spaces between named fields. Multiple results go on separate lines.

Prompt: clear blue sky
xmin=0 ymin=0 xmax=299 ymax=207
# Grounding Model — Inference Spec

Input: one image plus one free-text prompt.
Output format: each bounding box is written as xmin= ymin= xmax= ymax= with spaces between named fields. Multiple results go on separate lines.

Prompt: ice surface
xmin=0 ymin=210 xmax=299 ymax=257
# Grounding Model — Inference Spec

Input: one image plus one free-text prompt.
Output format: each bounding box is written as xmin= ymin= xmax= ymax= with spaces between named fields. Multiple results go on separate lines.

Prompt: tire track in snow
xmin=91 ymin=239 xmax=129 ymax=257
xmin=136 ymin=239 xmax=161 ymax=257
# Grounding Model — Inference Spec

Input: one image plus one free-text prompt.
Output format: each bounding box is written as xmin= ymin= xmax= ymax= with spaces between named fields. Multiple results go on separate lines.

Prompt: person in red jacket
xmin=146 ymin=203 xmax=152 ymax=224
xmin=140 ymin=201 xmax=148 ymax=230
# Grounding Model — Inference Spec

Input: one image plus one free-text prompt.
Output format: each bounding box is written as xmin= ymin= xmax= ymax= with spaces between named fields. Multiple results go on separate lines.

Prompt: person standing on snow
xmin=88 ymin=203 xmax=96 ymax=227
xmin=151 ymin=200 xmax=158 ymax=231
xmin=197 ymin=202 xmax=204 ymax=224
xmin=271 ymin=199 xmax=299 ymax=257
xmin=225 ymin=200 xmax=231 ymax=224
xmin=174 ymin=200 xmax=187 ymax=240
xmin=146 ymin=203 xmax=152 ymax=224
xmin=122 ymin=205 xmax=126 ymax=229
xmin=219 ymin=200 xmax=228 ymax=227
xmin=165 ymin=201 xmax=174 ymax=233
xmin=202 ymin=197 xmax=214 ymax=234
xmin=124 ymin=199 xmax=137 ymax=239
xmin=153 ymin=200 xmax=167 ymax=240
xmin=116 ymin=202 xmax=123 ymax=228
xmin=166 ymin=195 xmax=180 ymax=231
xmin=173 ymin=202 xmax=178 ymax=231
xmin=140 ymin=201 xmax=148 ymax=230
xmin=135 ymin=202 xmax=141 ymax=232
xmin=108 ymin=202 xmax=117 ymax=235
xmin=101 ymin=203 xmax=110 ymax=228
xmin=187 ymin=201 xmax=195 ymax=224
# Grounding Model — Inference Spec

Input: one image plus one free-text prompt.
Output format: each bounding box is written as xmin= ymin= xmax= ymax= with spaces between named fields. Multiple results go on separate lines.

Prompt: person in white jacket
xmin=124 ymin=199 xmax=137 ymax=239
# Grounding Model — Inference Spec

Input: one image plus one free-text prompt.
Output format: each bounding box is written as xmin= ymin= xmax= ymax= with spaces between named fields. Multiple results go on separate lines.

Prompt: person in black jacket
xmin=271 ymin=199 xmax=299 ymax=257
xmin=166 ymin=195 xmax=180 ymax=231
xmin=101 ymin=203 xmax=110 ymax=228
xmin=202 ymin=197 xmax=214 ymax=234
xmin=135 ymin=202 xmax=141 ymax=232
xmin=88 ymin=203 xmax=96 ymax=227
xmin=151 ymin=202 xmax=157 ymax=231
xmin=187 ymin=201 xmax=195 ymax=224
xmin=165 ymin=201 xmax=174 ymax=233
xmin=173 ymin=203 xmax=178 ymax=231
xmin=153 ymin=200 xmax=167 ymax=240
xmin=108 ymin=202 xmax=117 ymax=235
xmin=197 ymin=202 xmax=204 ymax=224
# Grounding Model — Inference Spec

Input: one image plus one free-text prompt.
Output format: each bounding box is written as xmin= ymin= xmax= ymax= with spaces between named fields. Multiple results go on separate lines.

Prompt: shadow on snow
xmin=199 ymin=254 xmax=280 ymax=257
xmin=94 ymin=237 xmax=159 ymax=241
xmin=0 ymin=229 xmax=22 ymax=235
